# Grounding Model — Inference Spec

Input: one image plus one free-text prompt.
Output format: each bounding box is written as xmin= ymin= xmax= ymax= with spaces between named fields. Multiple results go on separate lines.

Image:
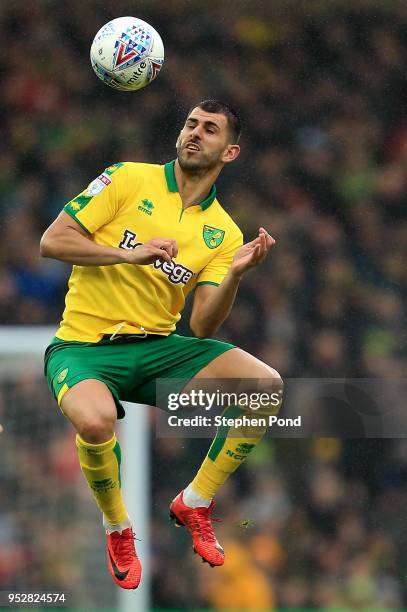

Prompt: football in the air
xmin=90 ymin=16 xmax=164 ymax=91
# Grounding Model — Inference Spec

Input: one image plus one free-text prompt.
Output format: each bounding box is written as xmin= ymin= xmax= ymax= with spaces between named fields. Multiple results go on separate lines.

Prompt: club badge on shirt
xmin=203 ymin=225 xmax=225 ymax=249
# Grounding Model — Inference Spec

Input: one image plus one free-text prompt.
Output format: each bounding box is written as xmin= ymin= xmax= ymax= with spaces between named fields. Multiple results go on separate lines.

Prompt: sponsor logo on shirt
xmin=152 ymin=258 xmax=193 ymax=285
xmin=118 ymin=229 xmax=194 ymax=285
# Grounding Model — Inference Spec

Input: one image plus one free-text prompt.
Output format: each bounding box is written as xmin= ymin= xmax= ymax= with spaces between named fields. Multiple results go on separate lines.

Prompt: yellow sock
xmin=191 ymin=406 xmax=266 ymax=500
xmin=76 ymin=433 xmax=129 ymax=526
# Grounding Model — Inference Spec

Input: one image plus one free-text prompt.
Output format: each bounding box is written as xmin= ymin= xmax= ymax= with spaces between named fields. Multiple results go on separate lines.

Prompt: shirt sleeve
xmin=63 ymin=163 xmax=128 ymax=234
xmin=196 ymin=228 xmax=243 ymax=286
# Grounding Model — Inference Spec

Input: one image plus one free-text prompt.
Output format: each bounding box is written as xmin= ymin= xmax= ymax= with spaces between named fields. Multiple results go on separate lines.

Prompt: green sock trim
xmin=113 ymin=441 xmax=122 ymax=489
xmin=207 ymin=405 xmax=242 ymax=462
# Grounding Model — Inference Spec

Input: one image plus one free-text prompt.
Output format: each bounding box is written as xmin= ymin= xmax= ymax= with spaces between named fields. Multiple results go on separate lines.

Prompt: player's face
xmin=176 ymin=108 xmax=238 ymax=172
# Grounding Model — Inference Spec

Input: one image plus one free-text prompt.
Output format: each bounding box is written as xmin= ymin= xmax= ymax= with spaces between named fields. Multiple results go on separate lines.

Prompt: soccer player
xmin=41 ymin=100 xmax=283 ymax=589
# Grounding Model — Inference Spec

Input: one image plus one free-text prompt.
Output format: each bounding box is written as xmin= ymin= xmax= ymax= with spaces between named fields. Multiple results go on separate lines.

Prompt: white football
xmin=90 ymin=16 xmax=164 ymax=91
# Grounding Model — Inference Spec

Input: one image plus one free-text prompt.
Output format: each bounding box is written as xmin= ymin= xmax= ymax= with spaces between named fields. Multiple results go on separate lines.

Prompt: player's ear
xmin=222 ymin=144 xmax=240 ymax=164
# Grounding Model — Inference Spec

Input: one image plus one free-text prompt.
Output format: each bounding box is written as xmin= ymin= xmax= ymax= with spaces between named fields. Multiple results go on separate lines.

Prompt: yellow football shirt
xmin=56 ymin=160 xmax=243 ymax=342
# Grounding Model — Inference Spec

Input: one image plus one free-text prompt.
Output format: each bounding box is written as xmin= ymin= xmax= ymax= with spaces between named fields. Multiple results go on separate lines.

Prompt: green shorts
xmin=44 ymin=334 xmax=235 ymax=418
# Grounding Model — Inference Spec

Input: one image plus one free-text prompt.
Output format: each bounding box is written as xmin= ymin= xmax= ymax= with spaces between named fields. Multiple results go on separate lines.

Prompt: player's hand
xmin=120 ymin=238 xmax=178 ymax=265
xmin=230 ymin=228 xmax=275 ymax=278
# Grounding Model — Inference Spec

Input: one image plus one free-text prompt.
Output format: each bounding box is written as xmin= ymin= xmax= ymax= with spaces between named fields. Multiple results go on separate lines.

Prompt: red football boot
xmin=106 ymin=527 xmax=142 ymax=589
xmin=170 ymin=491 xmax=224 ymax=567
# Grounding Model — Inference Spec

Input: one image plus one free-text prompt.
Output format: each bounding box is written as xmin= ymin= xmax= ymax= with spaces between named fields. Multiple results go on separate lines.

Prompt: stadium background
xmin=0 ymin=0 xmax=406 ymax=610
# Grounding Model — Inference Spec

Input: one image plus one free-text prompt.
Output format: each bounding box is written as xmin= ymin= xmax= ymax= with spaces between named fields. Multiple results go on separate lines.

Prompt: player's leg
xmin=170 ymin=348 xmax=283 ymax=566
xmin=61 ymin=379 xmax=129 ymax=527
xmin=186 ymin=348 xmax=282 ymax=500
xmin=61 ymin=379 xmax=141 ymax=589
xmin=125 ymin=333 xmax=281 ymax=566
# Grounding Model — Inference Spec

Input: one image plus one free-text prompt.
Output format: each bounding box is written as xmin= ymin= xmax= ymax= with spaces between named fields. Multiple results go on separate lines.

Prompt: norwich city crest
xmin=203 ymin=225 xmax=225 ymax=249
xmin=57 ymin=368 xmax=68 ymax=383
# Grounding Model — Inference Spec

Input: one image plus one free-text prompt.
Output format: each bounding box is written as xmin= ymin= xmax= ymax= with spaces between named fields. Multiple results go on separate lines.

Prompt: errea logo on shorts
xmin=118 ymin=229 xmax=194 ymax=285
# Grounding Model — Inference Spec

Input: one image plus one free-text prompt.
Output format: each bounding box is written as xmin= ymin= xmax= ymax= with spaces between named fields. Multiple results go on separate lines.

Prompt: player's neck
xmin=174 ymin=161 xmax=219 ymax=209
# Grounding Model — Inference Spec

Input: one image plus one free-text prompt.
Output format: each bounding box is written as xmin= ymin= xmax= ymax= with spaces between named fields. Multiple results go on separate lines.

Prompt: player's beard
xmin=176 ymin=143 xmax=223 ymax=174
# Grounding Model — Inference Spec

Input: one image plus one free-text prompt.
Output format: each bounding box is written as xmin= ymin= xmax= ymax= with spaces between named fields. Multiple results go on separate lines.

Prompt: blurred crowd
xmin=0 ymin=0 xmax=406 ymax=379
xmin=1 ymin=376 xmax=406 ymax=610
xmin=0 ymin=0 xmax=406 ymax=609
xmin=152 ymin=435 xmax=407 ymax=610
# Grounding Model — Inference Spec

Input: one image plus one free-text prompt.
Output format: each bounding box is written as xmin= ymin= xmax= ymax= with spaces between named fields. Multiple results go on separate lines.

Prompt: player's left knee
xmin=240 ymin=366 xmax=284 ymax=418
xmin=252 ymin=365 xmax=283 ymax=396
xmin=258 ymin=370 xmax=284 ymax=417
xmin=264 ymin=367 xmax=283 ymax=393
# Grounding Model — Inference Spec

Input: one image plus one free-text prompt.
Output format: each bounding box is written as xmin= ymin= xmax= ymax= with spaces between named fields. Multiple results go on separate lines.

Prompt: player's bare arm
xmin=40 ymin=210 xmax=178 ymax=266
xmin=190 ymin=227 xmax=275 ymax=338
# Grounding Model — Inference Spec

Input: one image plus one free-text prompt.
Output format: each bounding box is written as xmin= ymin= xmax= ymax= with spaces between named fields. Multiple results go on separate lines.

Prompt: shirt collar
xmin=164 ymin=160 xmax=216 ymax=211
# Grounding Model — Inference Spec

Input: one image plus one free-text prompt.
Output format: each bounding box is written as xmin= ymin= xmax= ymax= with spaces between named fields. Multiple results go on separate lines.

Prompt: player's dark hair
xmin=189 ymin=99 xmax=242 ymax=143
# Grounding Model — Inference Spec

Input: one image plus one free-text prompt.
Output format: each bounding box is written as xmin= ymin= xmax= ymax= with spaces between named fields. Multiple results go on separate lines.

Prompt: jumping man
xmin=41 ymin=100 xmax=283 ymax=589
